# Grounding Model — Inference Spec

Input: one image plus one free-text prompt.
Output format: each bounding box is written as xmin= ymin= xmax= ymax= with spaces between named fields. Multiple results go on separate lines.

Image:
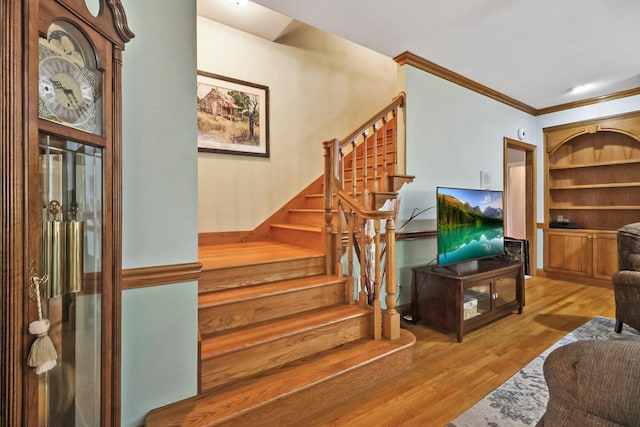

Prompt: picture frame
xmin=197 ymin=70 xmax=269 ymax=158
xmin=504 ymin=237 xmax=530 ymax=276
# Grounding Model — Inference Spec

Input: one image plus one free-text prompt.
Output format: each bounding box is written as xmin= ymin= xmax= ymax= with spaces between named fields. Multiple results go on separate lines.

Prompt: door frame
xmin=503 ymin=137 xmax=537 ymax=275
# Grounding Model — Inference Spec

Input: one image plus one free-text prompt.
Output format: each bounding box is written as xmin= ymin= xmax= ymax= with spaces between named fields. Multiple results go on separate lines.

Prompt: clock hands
xmin=50 ymin=78 xmax=81 ymax=109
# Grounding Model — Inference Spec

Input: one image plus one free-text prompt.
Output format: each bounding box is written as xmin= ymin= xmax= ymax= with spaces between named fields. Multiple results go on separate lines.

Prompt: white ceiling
xmin=199 ymin=0 xmax=640 ymax=111
xmin=197 ymin=0 xmax=297 ymax=42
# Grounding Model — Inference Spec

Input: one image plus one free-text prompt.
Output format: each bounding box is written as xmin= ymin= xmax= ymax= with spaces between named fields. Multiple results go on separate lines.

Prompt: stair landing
xmin=198 ymin=241 xmax=326 ymax=292
xmin=199 ymin=240 xmax=323 ymax=269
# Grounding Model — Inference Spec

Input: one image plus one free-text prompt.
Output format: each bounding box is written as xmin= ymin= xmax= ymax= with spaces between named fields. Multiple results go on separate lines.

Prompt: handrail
xmin=337 ymin=92 xmax=405 ymax=151
xmin=322 ymin=92 xmax=406 ymax=341
xmin=329 ymin=169 xmax=396 ymax=220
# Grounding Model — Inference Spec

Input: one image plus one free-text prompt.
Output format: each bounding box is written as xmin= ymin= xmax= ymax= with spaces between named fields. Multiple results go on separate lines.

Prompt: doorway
xmin=504 ymin=137 xmax=536 ymax=276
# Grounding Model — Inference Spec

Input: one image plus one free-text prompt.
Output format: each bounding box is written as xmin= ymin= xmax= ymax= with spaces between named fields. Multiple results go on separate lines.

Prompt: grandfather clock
xmin=1 ymin=0 xmax=132 ymax=425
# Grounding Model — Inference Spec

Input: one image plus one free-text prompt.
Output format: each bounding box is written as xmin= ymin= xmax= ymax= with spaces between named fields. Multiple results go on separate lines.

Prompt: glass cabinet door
xmin=494 ymin=274 xmax=517 ymax=310
xmin=36 ymin=133 xmax=103 ymax=426
xmin=464 ymin=280 xmax=491 ymax=319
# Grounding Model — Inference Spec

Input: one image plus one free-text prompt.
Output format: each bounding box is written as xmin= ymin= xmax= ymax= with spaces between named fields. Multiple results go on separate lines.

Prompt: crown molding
xmin=394 ymin=51 xmax=537 ymax=115
xmin=536 ymin=87 xmax=640 ymax=115
xmin=394 ymin=51 xmax=640 ymax=117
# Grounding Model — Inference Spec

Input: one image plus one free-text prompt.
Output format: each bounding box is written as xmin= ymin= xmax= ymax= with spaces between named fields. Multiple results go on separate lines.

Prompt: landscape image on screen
xmin=437 ymin=187 xmax=504 ymax=266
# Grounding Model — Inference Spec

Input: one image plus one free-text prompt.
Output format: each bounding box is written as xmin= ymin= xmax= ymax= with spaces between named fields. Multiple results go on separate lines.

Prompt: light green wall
xmin=393 ymin=66 xmax=537 ymax=293
xmin=120 ymin=282 xmax=197 ymax=426
xmin=120 ymin=1 xmax=198 ymax=426
xmin=402 ymin=66 xmax=538 ymax=219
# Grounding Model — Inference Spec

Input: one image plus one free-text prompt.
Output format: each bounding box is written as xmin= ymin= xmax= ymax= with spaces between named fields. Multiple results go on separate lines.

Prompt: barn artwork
xmin=197 ymin=71 xmax=269 ymax=157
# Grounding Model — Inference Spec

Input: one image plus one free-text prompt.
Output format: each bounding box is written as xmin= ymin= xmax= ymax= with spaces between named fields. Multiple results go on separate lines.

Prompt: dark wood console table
xmin=411 ymin=258 xmax=524 ymax=342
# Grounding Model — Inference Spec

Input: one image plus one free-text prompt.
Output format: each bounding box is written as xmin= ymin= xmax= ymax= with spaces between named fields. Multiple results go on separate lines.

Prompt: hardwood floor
xmin=304 ymin=276 xmax=616 ymax=427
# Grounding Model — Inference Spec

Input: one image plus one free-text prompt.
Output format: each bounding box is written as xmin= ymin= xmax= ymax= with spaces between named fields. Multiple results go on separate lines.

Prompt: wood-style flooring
xmin=304 ymin=276 xmax=616 ymax=427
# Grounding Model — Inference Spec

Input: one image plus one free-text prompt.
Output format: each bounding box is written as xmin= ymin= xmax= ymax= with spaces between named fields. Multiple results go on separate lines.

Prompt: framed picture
xmin=196 ymin=70 xmax=269 ymax=157
xmin=504 ymin=237 xmax=530 ymax=276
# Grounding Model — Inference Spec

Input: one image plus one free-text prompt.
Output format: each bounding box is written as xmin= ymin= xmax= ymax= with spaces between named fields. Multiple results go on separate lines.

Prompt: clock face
xmin=39 ymin=56 xmax=96 ymax=127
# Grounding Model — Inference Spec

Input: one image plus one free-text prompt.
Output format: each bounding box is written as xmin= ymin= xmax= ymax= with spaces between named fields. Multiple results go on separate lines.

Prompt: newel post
xmin=323 ymin=139 xmax=336 ymax=275
xmin=383 ymin=218 xmax=400 ymax=340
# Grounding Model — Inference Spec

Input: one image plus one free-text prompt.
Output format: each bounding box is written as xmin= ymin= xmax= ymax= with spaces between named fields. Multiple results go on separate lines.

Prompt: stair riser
xmin=218 ymin=341 xmax=413 ymax=426
xmin=200 ymin=314 xmax=372 ymax=392
xmin=271 ymin=227 xmax=325 ymax=252
xmin=199 ymin=257 xmax=325 ymax=293
xmin=304 ymin=195 xmax=325 ymax=210
xmin=199 ymin=281 xmax=346 ymax=335
xmin=289 ymin=211 xmax=333 ymax=227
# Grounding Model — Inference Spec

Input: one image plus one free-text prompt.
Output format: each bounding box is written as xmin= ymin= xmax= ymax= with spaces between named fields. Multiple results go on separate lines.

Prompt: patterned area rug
xmin=446 ymin=317 xmax=640 ymax=427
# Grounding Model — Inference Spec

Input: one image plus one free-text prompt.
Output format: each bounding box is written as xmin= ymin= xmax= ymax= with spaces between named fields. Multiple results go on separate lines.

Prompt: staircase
xmin=145 ymin=94 xmax=415 ymax=426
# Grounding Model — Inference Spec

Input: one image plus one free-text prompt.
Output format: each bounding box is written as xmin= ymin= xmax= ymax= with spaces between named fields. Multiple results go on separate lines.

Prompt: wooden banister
xmin=323 ymin=92 xmax=408 ymax=341
xmin=338 ymin=92 xmax=405 ymax=150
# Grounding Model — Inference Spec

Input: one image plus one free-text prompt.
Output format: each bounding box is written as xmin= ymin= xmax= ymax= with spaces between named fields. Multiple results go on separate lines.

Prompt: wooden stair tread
xmin=198 ymin=274 xmax=343 ymax=307
xmin=145 ymin=330 xmax=415 ymax=427
xmin=270 ymin=223 xmax=322 ymax=232
xmin=288 ymin=208 xmax=333 ymax=213
xmin=201 ymin=305 xmax=368 ymax=358
xmin=199 ymin=241 xmax=322 ymax=270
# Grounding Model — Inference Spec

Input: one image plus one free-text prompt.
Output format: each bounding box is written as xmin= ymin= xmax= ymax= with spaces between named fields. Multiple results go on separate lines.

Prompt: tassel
xmin=27 ymin=319 xmax=57 ymax=374
xmin=27 ymin=274 xmax=57 ymax=375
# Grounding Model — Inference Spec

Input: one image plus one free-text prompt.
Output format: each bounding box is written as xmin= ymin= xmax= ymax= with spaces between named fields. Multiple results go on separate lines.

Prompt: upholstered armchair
xmin=612 ymin=222 xmax=640 ymax=333
xmin=537 ymin=339 xmax=640 ymax=427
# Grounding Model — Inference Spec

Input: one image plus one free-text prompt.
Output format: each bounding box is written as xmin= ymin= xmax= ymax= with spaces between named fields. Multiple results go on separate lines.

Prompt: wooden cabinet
xmin=544 ymin=111 xmax=640 ymax=283
xmin=411 ymin=259 xmax=524 ymax=342
xmin=544 ymin=229 xmax=617 ymax=280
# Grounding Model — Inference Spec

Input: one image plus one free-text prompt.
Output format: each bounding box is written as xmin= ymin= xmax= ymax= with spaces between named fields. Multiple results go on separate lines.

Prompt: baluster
xmin=345 ymin=206 xmax=355 ymax=304
xmin=371 ymin=123 xmax=378 ymax=192
xmin=391 ymin=108 xmax=398 ymax=172
xmin=350 ymin=140 xmax=357 ymax=198
xmin=361 ymin=131 xmax=368 ymax=203
xmin=323 ymin=139 xmax=335 ymax=275
xmin=381 ymin=117 xmax=388 ymax=189
xmin=339 ymin=148 xmax=345 ymax=189
xmin=358 ymin=216 xmax=367 ymax=308
xmin=383 ymin=218 xmax=400 ymax=340
xmin=372 ymin=219 xmax=382 ymax=340
xmin=335 ymin=200 xmax=344 ymax=279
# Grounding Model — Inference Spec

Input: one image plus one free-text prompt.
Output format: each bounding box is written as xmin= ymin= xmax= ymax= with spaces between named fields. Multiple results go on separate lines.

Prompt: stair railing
xmin=323 ymin=93 xmax=405 ymax=340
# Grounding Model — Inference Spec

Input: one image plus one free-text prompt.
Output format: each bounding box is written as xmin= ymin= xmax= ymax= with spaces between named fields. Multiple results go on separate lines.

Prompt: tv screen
xmin=436 ymin=186 xmax=505 ymax=266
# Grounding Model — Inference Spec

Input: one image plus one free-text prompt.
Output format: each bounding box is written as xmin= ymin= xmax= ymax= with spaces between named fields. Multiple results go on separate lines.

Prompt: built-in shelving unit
xmin=544 ymin=111 xmax=640 ymax=284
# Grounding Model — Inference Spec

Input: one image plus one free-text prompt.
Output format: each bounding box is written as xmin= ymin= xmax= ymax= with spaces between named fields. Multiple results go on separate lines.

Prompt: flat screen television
xmin=436 ymin=186 xmax=505 ymax=272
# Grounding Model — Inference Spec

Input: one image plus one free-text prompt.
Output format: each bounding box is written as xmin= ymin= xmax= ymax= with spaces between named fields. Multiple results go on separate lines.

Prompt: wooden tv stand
xmin=411 ymin=258 xmax=524 ymax=342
